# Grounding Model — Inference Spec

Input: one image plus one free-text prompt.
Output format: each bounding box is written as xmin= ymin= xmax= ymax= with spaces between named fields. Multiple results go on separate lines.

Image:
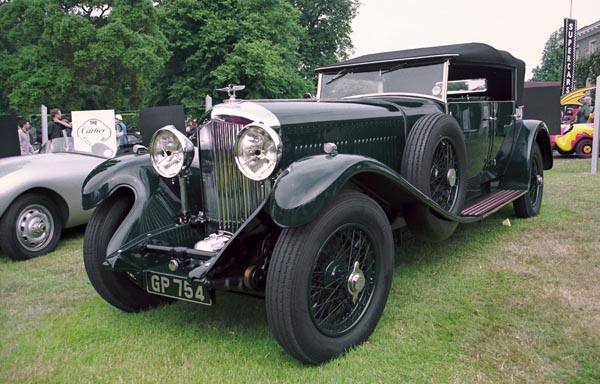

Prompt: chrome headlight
xmin=149 ymin=125 xmax=195 ymax=178
xmin=234 ymin=124 xmax=282 ymax=181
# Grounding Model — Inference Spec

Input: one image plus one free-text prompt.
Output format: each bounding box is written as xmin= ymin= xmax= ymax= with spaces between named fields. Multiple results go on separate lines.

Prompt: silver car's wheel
xmin=16 ymin=203 xmax=55 ymax=252
xmin=0 ymin=193 xmax=63 ymax=261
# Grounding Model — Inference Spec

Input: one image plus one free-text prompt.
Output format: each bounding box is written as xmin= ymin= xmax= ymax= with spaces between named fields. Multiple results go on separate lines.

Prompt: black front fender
xmin=268 ymin=154 xmax=467 ymax=227
xmin=82 ymin=155 xmax=159 ymax=210
xmin=82 ymin=155 xmax=197 ymax=258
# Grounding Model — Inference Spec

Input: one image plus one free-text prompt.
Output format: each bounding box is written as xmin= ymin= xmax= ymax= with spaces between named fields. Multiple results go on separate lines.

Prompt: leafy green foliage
xmin=576 ymin=50 xmax=600 ymax=87
xmin=0 ymin=0 xmax=168 ymax=116
xmin=0 ymin=0 xmax=359 ymax=116
xmin=531 ymin=27 xmax=564 ymax=82
xmin=151 ymin=0 xmax=311 ymax=107
xmin=290 ymin=0 xmax=359 ymax=80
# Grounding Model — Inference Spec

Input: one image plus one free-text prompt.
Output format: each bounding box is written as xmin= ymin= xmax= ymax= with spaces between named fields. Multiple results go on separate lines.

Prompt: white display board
xmin=71 ymin=109 xmax=117 ymax=158
xmin=591 ymin=76 xmax=599 ymax=174
xmin=41 ymin=104 xmax=48 ymax=145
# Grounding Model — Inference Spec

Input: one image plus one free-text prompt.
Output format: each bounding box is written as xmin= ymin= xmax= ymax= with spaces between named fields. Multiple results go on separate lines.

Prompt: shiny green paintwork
xmin=82 ymin=97 xmax=552 ymax=279
xmin=268 ymin=153 xmax=485 ymax=228
xmin=253 ymin=98 xmax=442 ymax=173
xmin=497 ymin=119 xmax=553 ymax=190
xmin=260 ymin=98 xmax=552 ymax=227
xmin=82 ymin=97 xmax=553 ymax=241
xmin=82 ymin=154 xmax=205 ymax=260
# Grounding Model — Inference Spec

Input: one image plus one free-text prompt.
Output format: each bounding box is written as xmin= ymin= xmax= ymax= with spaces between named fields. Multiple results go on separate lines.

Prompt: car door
xmin=487 ymin=101 xmax=515 ymax=174
xmin=448 ymin=100 xmax=493 ymax=181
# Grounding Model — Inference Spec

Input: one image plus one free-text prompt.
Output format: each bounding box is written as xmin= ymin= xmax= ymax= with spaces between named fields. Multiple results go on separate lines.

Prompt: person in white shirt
xmin=18 ymin=120 xmax=34 ymax=155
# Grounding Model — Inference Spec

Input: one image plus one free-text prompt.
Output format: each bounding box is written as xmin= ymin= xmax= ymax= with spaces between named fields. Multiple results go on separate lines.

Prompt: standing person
xmin=115 ymin=114 xmax=128 ymax=147
xmin=18 ymin=119 xmax=34 ymax=155
xmin=577 ymin=96 xmax=593 ymax=123
xmin=48 ymin=108 xmax=71 ymax=140
xmin=28 ymin=122 xmax=36 ymax=145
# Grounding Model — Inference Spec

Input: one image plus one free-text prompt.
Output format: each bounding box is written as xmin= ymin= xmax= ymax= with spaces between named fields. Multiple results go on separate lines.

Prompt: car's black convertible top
xmin=317 ymin=42 xmax=526 ymax=107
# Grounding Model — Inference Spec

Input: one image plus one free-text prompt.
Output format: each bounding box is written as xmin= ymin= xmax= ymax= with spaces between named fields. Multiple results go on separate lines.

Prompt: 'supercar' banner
xmin=561 ymin=18 xmax=577 ymax=96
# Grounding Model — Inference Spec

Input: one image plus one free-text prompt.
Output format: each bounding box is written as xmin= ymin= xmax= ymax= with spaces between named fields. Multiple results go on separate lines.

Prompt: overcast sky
xmin=351 ymin=0 xmax=600 ymax=79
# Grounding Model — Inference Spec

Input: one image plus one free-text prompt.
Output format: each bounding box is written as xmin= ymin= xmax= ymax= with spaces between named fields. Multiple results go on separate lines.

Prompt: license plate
xmin=146 ymin=272 xmax=212 ymax=305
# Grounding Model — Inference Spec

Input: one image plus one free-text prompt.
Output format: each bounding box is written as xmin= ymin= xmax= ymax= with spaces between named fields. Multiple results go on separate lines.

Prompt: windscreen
xmin=319 ymin=62 xmax=445 ymax=99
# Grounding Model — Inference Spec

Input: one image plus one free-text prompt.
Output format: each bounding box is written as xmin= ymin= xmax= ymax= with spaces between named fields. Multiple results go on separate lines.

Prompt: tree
xmin=291 ymin=0 xmax=359 ymax=80
xmin=1 ymin=0 xmax=362 ymax=116
xmin=0 ymin=0 xmax=169 ymax=116
xmin=152 ymin=0 xmax=311 ymax=109
xmin=531 ymin=27 xmax=563 ymax=82
xmin=576 ymin=50 xmax=600 ymax=88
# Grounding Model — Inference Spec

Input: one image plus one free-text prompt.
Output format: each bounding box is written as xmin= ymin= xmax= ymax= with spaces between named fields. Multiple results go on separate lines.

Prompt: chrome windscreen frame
xmin=316 ymin=59 xmax=451 ymax=104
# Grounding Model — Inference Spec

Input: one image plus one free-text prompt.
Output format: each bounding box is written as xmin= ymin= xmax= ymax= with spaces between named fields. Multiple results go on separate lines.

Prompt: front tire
xmin=83 ymin=193 xmax=173 ymax=312
xmin=0 ymin=193 xmax=62 ymax=261
xmin=513 ymin=144 xmax=544 ymax=218
xmin=266 ymin=190 xmax=394 ymax=364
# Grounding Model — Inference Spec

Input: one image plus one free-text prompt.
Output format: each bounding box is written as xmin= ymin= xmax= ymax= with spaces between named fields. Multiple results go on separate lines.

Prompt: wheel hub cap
xmin=31 ymin=220 xmax=46 ymax=237
xmin=447 ymin=168 xmax=457 ymax=187
xmin=17 ymin=206 xmax=52 ymax=250
xmin=347 ymin=261 xmax=365 ymax=304
xmin=536 ymin=175 xmax=543 ymax=187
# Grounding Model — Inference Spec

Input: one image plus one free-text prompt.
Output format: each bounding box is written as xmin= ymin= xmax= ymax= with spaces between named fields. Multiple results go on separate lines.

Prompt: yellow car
xmin=554 ymin=86 xmax=596 ymax=157
xmin=551 ymin=123 xmax=594 ymax=157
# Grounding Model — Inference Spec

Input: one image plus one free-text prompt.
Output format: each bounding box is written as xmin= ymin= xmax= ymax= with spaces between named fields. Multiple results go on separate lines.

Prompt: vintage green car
xmin=82 ymin=43 xmax=553 ymax=364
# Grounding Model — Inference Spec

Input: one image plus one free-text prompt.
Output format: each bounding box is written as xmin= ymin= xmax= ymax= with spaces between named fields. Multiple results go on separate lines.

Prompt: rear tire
xmin=513 ymin=144 xmax=544 ymax=218
xmin=266 ymin=190 xmax=394 ymax=364
xmin=83 ymin=193 xmax=173 ymax=312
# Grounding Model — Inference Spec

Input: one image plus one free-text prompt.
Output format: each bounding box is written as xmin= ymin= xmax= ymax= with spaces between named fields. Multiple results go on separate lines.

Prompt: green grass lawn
xmin=1 ymin=158 xmax=599 ymax=383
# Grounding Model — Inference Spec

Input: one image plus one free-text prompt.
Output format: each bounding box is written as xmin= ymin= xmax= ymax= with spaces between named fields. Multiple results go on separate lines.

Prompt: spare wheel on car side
xmin=400 ymin=113 xmax=467 ymax=242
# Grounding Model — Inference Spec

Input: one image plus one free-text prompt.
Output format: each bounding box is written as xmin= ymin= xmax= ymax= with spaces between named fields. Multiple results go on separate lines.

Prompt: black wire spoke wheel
xmin=528 ymin=153 xmax=542 ymax=206
xmin=309 ymin=224 xmax=376 ymax=336
xmin=266 ymin=190 xmax=394 ymax=364
xmin=513 ymin=143 xmax=544 ymax=218
xmin=400 ymin=113 xmax=467 ymax=242
xmin=429 ymin=138 xmax=459 ymax=211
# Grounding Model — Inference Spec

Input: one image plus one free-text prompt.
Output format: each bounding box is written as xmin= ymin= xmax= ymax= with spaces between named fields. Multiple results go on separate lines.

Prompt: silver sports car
xmin=0 ymin=138 xmax=110 ymax=260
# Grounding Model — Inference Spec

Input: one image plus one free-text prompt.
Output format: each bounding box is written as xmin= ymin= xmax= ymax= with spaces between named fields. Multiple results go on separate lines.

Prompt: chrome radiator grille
xmin=199 ymin=121 xmax=271 ymax=233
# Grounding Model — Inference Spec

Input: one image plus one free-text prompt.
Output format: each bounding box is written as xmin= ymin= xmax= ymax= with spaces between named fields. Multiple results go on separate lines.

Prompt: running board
xmin=460 ymin=189 xmax=526 ymax=217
